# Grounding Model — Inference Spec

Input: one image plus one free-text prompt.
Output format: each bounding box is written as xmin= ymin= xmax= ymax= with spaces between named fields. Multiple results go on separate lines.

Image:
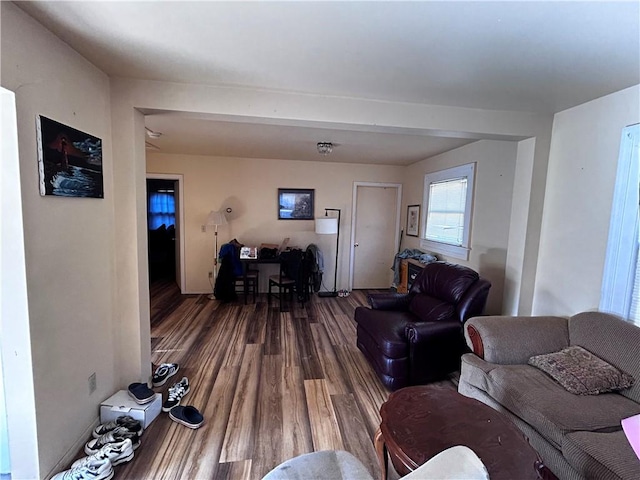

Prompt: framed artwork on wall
xmin=406 ymin=204 xmax=420 ymax=236
xmin=278 ymin=188 xmax=314 ymax=220
xmin=36 ymin=115 xmax=103 ymax=198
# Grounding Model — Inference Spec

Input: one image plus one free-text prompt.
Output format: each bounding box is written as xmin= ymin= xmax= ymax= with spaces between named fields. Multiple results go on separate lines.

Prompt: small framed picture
xmin=37 ymin=115 xmax=103 ymax=198
xmin=406 ymin=204 xmax=420 ymax=237
xmin=278 ymin=188 xmax=315 ymax=220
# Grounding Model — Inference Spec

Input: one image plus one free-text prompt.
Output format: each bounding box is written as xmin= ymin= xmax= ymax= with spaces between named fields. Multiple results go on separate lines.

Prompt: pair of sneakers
xmin=337 ymin=289 xmax=350 ymax=297
xmin=52 ymin=435 xmax=135 ymax=480
xmin=86 ymin=416 xmax=142 ymax=456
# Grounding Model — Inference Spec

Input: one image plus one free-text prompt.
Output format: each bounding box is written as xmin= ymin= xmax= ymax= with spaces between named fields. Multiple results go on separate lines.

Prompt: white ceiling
xmin=17 ymin=1 xmax=640 ymax=165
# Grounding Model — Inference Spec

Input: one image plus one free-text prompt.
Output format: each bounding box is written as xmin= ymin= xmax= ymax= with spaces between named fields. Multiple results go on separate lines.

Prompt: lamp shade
xmin=206 ymin=210 xmax=228 ymax=226
xmin=315 ymin=217 xmax=338 ymax=235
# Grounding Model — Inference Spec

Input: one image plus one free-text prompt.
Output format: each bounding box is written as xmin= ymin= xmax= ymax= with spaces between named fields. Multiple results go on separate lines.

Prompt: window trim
xmin=600 ymin=124 xmax=639 ymax=324
xmin=420 ymin=163 xmax=476 ymax=260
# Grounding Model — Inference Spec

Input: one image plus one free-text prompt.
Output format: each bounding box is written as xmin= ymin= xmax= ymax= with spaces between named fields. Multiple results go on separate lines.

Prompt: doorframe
xmin=349 ymin=182 xmax=403 ymax=290
xmin=146 ymin=173 xmax=186 ymax=293
xmin=1 ymin=87 xmax=40 ymax=479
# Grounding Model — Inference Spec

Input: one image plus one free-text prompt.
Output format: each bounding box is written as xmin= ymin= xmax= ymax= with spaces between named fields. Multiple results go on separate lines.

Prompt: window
xmin=148 ymin=192 xmax=176 ymax=230
xmin=601 ymin=124 xmax=640 ymax=326
xmin=420 ymin=163 xmax=476 ymax=260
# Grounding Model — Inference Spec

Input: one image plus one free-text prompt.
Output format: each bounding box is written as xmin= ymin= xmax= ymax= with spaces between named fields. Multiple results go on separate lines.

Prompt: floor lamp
xmin=206 ymin=209 xmax=227 ymax=300
xmin=315 ymin=208 xmax=341 ymax=297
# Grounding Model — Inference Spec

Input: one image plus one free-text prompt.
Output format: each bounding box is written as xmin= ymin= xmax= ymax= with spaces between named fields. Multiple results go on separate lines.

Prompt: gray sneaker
xmin=162 ymin=377 xmax=190 ymax=412
xmin=73 ymin=438 xmax=134 ymax=467
xmin=93 ymin=415 xmax=142 ymax=438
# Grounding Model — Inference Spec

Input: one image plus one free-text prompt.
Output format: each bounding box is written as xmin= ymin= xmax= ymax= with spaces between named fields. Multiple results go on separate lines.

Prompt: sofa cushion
xmin=529 ymin=346 xmax=635 ymax=395
xmin=408 ymin=295 xmax=454 ymax=322
xmin=569 ymin=311 xmax=640 ymax=403
xmin=563 ymin=430 xmax=640 ymax=480
xmin=483 ymin=364 xmax=640 ymax=448
xmin=410 ymin=262 xmax=479 ymax=304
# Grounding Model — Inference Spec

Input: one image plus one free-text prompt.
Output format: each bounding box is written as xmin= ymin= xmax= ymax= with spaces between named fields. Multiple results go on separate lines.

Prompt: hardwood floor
xmin=109 ymin=281 xmax=452 ymax=479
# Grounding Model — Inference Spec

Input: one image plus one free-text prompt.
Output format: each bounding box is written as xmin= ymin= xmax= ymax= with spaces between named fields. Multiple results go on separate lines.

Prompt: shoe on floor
xmin=85 ymin=427 xmax=140 ymax=455
xmin=73 ymin=438 xmax=134 ymax=468
xmin=169 ymin=405 xmax=204 ymax=429
xmin=93 ymin=415 xmax=142 ymax=438
xmin=152 ymin=362 xmax=179 ymax=387
xmin=51 ymin=457 xmax=113 ymax=480
xmin=128 ymin=382 xmax=155 ymax=404
xmin=162 ymin=377 xmax=190 ymax=412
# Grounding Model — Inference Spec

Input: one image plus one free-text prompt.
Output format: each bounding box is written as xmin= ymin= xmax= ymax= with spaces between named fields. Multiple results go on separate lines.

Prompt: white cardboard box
xmin=100 ymin=390 xmax=162 ymax=430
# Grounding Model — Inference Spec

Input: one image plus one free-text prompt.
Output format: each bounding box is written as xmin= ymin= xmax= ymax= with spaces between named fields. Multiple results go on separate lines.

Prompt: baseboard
xmin=45 ymin=417 xmax=99 ymax=479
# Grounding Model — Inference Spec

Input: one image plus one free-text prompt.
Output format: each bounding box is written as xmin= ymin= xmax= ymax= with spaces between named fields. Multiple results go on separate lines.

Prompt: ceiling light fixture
xmin=145 ymin=127 xmax=162 ymax=139
xmin=317 ymin=142 xmax=333 ymax=155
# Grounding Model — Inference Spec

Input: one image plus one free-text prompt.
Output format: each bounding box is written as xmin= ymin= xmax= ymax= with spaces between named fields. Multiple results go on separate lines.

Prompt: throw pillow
xmin=528 ymin=345 xmax=635 ymax=395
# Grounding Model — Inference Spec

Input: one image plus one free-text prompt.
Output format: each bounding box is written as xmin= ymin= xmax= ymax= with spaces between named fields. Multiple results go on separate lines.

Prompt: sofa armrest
xmin=368 ymin=292 xmax=411 ymax=311
xmin=464 ymin=315 xmax=569 ymax=365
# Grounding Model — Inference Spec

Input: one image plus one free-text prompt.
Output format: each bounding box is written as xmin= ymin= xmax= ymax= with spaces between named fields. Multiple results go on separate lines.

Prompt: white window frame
xmin=420 ymin=163 xmax=476 ymax=260
xmin=600 ymin=124 xmax=639 ymax=324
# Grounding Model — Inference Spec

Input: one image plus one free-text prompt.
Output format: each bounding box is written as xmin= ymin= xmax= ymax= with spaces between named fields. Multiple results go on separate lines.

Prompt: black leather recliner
xmin=354 ymin=261 xmax=491 ymax=391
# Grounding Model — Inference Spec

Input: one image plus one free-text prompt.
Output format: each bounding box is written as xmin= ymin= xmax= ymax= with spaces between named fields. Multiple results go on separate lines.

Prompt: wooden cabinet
xmin=397 ymin=259 xmax=425 ymax=293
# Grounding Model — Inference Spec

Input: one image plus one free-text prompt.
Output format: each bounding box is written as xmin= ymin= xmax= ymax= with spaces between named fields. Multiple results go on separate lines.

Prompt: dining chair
xmin=235 ymin=268 xmax=259 ymax=304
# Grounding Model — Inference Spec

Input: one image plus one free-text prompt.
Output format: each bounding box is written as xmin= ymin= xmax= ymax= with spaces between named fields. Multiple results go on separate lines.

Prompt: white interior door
xmin=351 ymin=183 xmax=402 ymax=289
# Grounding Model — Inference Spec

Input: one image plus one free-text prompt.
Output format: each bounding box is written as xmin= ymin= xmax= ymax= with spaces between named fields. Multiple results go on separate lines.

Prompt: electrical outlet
xmin=201 ymin=225 xmax=206 ymax=233
xmin=88 ymin=372 xmax=97 ymax=394
xmin=208 ymin=271 xmax=213 ymax=279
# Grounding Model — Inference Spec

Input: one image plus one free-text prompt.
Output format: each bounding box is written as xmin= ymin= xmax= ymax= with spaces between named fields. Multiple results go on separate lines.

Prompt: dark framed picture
xmin=406 ymin=204 xmax=420 ymax=236
xmin=36 ymin=115 xmax=103 ymax=198
xmin=278 ymin=188 xmax=314 ymax=220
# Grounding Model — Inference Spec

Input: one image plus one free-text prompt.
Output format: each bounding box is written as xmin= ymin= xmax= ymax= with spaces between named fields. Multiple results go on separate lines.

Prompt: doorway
xmin=349 ymin=182 xmax=402 ymax=289
xmin=146 ymin=174 xmax=185 ymax=292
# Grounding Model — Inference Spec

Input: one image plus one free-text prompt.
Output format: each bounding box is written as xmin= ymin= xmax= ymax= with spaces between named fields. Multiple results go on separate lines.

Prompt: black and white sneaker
xmin=162 ymin=377 xmax=190 ymax=412
xmin=85 ymin=427 xmax=140 ymax=455
xmin=93 ymin=415 xmax=142 ymax=438
xmin=73 ymin=438 xmax=135 ymax=468
xmin=152 ymin=363 xmax=179 ymax=387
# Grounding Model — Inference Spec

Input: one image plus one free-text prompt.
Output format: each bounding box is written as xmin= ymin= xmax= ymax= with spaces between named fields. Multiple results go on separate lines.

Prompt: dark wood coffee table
xmin=374 ymin=385 xmax=553 ymax=480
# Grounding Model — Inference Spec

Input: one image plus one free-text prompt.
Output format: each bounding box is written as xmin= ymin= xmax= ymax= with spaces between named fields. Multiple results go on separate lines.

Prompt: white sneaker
xmin=73 ymin=438 xmax=134 ymax=468
xmin=85 ymin=427 xmax=140 ymax=455
xmin=51 ymin=457 xmax=113 ymax=480
xmin=162 ymin=376 xmax=190 ymax=412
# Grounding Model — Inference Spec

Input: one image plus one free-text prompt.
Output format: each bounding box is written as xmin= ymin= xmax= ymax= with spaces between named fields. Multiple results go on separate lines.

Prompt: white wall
xmin=402 ymin=140 xmax=518 ymax=314
xmin=147 ymin=153 xmax=404 ymax=293
xmin=533 ymin=85 xmax=640 ymax=315
xmin=1 ymin=87 xmax=39 ymax=480
xmin=1 ymin=4 xmax=117 ymax=477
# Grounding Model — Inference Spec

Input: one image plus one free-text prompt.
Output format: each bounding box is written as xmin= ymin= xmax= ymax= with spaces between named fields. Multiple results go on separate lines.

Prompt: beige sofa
xmin=458 ymin=311 xmax=640 ymax=480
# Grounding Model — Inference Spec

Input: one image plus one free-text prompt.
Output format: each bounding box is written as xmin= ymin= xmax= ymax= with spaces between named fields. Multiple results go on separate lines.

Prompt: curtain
xmin=148 ymin=193 xmax=175 ymax=230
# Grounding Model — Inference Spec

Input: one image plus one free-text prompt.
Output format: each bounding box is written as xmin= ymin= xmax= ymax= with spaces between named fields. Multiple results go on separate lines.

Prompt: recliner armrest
xmin=367 ymin=292 xmax=412 ymax=311
xmin=464 ymin=315 xmax=570 ymax=365
xmin=405 ymin=320 xmax=462 ymax=344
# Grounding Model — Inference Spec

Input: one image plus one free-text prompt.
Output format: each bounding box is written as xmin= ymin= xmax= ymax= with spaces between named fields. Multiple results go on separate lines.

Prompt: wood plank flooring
xmin=106 ymin=281 xmax=453 ymax=479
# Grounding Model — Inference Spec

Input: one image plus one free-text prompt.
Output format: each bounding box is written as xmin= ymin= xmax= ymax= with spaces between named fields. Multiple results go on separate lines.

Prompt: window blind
xmin=425 ymin=177 xmax=467 ymax=246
